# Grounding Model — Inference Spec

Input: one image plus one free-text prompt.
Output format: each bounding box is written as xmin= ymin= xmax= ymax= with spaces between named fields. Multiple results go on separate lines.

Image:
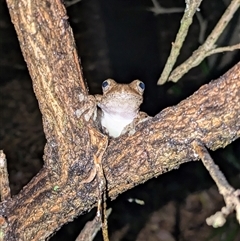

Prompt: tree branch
xmin=1 ymin=0 xmax=240 ymax=240
xmin=168 ymin=0 xmax=240 ymax=82
xmin=157 ymin=0 xmax=203 ymax=85
xmin=1 ymin=61 xmax=239 ymax=240
xmin=192 ymin=140 xmax=240 ymax=227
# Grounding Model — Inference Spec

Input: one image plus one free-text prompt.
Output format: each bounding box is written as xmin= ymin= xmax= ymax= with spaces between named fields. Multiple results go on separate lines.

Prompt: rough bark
xmin=1 ymin=0 xmax=239 ymax=240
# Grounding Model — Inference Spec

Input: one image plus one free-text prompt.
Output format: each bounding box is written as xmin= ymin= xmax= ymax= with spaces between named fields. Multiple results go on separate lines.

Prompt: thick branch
xmin=1 ymin=63 xmax=239 ymax=240
xmin=2 ymin=0 xmax=240 ymax=240
xmin=104 ymin=62 xmax=240 ymax=198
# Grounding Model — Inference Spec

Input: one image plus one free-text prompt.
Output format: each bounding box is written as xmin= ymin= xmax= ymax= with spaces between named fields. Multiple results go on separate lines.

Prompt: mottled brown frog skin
xmin=95 ymin=79 xmax=147 ymax=138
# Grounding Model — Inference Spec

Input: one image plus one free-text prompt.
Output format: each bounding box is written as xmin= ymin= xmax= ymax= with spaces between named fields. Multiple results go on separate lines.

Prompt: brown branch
xmin=104 ymin=62 xmax=240 ymax=199
xmin=1 ymin=0 xmax=240 ymax=240
xmin=1 ymin=62 xmax=239 ymax=240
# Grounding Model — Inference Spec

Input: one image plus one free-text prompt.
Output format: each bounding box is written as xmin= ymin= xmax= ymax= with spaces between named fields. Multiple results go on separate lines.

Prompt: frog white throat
xmin=101 ymin=111 xmax=136 ymax=138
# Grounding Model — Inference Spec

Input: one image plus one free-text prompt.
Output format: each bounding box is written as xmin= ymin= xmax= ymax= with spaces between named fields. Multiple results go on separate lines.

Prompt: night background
xmin=0 ymin=0 xmax=239 ymax=240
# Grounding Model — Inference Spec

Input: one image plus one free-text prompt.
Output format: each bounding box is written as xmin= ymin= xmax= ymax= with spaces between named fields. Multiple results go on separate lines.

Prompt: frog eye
xmin=102 ymin=80 xmax=109 ymax=89
xmin=131 ymin=80 xmax=145 ymax=93
xmin=102 ymin=79 xmax=116 ymax=92
xmin=138 ymin=81 xmax=145 ymax=91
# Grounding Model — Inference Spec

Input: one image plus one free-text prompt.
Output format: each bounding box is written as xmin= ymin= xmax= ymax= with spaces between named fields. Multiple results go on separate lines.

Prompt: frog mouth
xmin=102 ymin=103 xmax=141 ymax=117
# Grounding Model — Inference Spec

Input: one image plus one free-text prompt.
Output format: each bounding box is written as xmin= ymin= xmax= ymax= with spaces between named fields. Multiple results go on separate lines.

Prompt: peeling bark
xmin=1 ymin=0 xmax=240 ymax=240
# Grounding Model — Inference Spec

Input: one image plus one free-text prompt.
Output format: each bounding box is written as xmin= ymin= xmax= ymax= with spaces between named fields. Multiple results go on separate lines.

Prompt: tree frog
xmin=95 ymin=79 xmax=147 ymax=138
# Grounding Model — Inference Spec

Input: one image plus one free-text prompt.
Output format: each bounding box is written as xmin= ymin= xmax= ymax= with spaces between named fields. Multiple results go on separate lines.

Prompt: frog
xmin=95 ymin=79 xmax=148 ymax=138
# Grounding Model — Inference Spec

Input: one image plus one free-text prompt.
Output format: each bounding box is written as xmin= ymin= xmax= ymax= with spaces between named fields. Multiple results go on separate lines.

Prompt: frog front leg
xmin=122 ymin=111 xmax=151 ymax=136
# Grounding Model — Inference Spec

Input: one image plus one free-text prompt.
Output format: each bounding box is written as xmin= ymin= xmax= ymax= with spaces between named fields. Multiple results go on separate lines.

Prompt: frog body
xmin=95 ymin=79 xmax=147 ymax=138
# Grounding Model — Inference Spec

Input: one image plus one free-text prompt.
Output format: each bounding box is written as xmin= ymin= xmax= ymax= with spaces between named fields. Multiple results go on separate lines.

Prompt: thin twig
xmin=205 ymin=43 xmax=240 ymax=56
xmin=157 ymin=0 xmax=203 ymax=85
xmin=75 ymin=209 xmax=112 ymax=241
xmin=0 ymin=150 xmax=11 ymax=201
xmin=147 ymin=0 xmax=184 ymax=15
xmin=88 ymin=128 xmax=110 ymax=241
xmin=196 ymin=12 xmax=208 ymax=44
xmin=65 ymin=0 xmax=82 ymax=7
xmin=192 ymin=141 xmax=240 ymax=227
xmin=169 ymin=0 xmax=240 ymax=82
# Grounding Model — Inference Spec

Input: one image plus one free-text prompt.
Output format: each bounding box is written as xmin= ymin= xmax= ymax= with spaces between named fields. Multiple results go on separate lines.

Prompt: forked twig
xmin=192 ymin=140 xmax=240 ymax=227
xmin=157 ymin=0 xmax=203 ymax=85
xmin=168 ymin=0 xmax=240 ymax=83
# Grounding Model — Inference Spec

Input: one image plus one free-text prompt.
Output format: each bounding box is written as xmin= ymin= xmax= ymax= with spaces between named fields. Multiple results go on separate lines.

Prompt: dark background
xmin=0 ymin=0 xmax=239 ymax=240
